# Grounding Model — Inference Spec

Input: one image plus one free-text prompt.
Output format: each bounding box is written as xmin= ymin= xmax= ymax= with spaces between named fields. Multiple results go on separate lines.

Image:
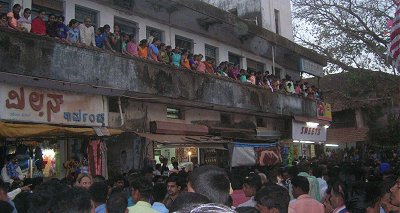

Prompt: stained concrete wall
xmin=0 ymin=29 xmax=317 ymax=119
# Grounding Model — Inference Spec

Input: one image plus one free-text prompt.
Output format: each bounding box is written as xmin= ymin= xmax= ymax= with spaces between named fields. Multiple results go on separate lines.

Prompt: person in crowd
xmin=126 ymin=34 xmax=139 ymax=57
xmin=194 ymin=54 xmax=206 ymax=73
xmin=327 ymin=180 xmax=349 ymax=213
xmin=18 ymin=8 xmax=31 ymax=32
xmin=152 ymin=183 xmax=169 ymax=213
xmin=163 ymin=175 xmax=182 ymax=209
xmin=128 ymin=177 xmax=158 ymax=213
xmin=240 ymin=69 xmax=247 ymax=83
xmin=0 ymin=183 xmax=17 ymax=213
xmin=93 ymin=175 xmax=106 ymax=183
xmin=160 ymin=158 xmax=170 ymax=177
xmin=181 ymin=50 xmax=191 ymax=70
xmin=67 ymin=19 xmax=80 ymax=44
xmin=0 ymin=13 xmax=8 ymax=27
xmin=187 ymin=165 xmax=231 ymax=205
xmin=31 ymin=10 xmax=46 ymax=35
xmin=312 ymin=166 xmax=328 ymax=201
xmin=248 ymin=71 xmax=256 ymax=85
xmin=297 ymin=166 xmax=321 ymax=202
xmin=103 ymin=24 xmax=116 ymax=52
xmin=75 ymin=173 xmax=93 ymax=189
xmin=56 ymin=16 xmax=69 ymax=40
xmin=89 ymin=182 xmax=108 ymax=213
xmin=148 ymin=37 xmax=161 ymax=62
xmin=147 ymin=32 xmax=155 ymax=45
xmin=113 ymin=24 xmax=121 ymax=41
xmin=228 ymin=64 xmax=239 ymax=80
xmin=289 ymin=176 xmax=324 ymax=213
xmin=1 ymin=154 xmax=24 ymax=187
xmin=389 ymin=177 xmax=400 ymax=208
xmin=46 ymin=14 xmax=58 ymax=37
xmin=107 ymin=192 xmax=129 ymax=213
xmin=255 ymin=184 xmax=290 ymax=213
xmin=29 ymin=179 xmax=70 ymax=213
xmin=169 ymin=191 xmax=211 ymax=212
xmin=50 ymin=187 xmax=92 ymax=213
xmin=7 ymin=4 xmax=21 ymax=31
xmin=238 ymin=173 xmax=262 ymax=208
xmin=189 ymin=54 xmax=196 ymax=70
xmin=346 ymin=181 xmax=382 ymax=213
xmin=169 ymin=162 xmax=180 ymax=175
xmin=165 ymin=45 xmax=173 ymax=64
xmin=171 ymin=47 xmax=182 ymax=68
xmin=95 ymin=27 xmax=106 ymax=48
xmin=204 ymin=58 xmax=215 ymax=74
xmin=380 ymin=176 xmax=398 ymax=213
xmin=115 ymin=32 xmax=128 ymax=53
xmin=138 ymin=39 xmax=148 ymax=59
xmin=159 ymin=43 xmax=169 ymax=63
xmin=79 ymin=17 xmax=96 ymax=46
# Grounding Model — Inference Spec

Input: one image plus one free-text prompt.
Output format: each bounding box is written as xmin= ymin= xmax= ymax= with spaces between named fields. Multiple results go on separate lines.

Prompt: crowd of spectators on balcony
xmin=0 ymin=4 xmax=322 ymax=101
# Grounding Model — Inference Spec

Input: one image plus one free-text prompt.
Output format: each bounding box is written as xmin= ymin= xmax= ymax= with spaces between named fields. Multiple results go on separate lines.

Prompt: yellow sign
xmin=317 ymin=101 xmax=332 ymax=121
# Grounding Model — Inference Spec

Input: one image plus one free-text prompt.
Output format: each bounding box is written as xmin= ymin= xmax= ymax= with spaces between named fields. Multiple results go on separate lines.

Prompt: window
xmin=175 ymin=35 xmax=194 ymax=53
xmin=76 ymin=6 xmax=98 ymax=27
xmin=31 ymin=3 xmax=63 ymax=20
xmin=167 ymin=107 xmax=183 ymax=119
xmin=115 ymin=17 xmax=138 ymax=37
xmin=247 ymin=59 xmax=264 ymax=73
xmin=220 ymin=113 xmax=232 ymax=125
xmin=228 ymin=52 xmax=241 ymax=67
xmin=273 ymin=67 xmax=282 ymax=79
xmin=146 ymin=27 xmax=164 ymax=42
xmin=256 ymin=118 xmax=265 ymax=127
xmin=274 ymin=9 xmax=280 ymax=35
xmin=205 ymin=44 xmax=218 ymax=64
xmin=0 ymin=0 xmax=11 ymax=14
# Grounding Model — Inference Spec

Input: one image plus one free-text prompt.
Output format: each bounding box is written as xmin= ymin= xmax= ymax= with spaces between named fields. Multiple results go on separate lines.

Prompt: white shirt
xmin=79 ymin=24 xmax=95 ymax=46
xmin=1 ymin=166 xmax=24 ymax=184
xmin=7 ymin=188 xmax=22 ymax=200
xmin=238 ymin=196 xmax=257 ymax=208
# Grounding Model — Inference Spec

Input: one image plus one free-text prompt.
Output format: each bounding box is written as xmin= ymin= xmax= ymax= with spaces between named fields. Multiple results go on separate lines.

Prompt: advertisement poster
xmin=231 ymin=142 xmax=281 ymax=167
xmin=317 ymin=101 xmax=332 ymax=121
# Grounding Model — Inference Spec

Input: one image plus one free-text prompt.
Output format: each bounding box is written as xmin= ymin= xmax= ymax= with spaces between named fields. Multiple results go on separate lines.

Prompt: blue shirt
xmin=67 ymin=28 xmax=80 ymax=43
xmin=148 ymin=43 xmax=159 ymax=61
xmin=96 ymin=32 xmax=107 ymax=48
xmin=152 ymin=202 xmax=169 ymax=213
xmin=56 ymin=23 xmax=69 ymax=39
xmin=128 ymin=196 xmax=135 ymax=207
xmin=95 ymin=203 xmax=107 ymax=213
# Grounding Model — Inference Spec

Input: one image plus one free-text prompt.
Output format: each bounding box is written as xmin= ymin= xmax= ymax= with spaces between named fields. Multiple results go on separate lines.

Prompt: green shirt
xmin=128 ymin=201 xmax=159 ymax=213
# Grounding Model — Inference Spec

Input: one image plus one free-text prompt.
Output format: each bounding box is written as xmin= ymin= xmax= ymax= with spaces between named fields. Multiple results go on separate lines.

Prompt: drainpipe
xmin=118 ymin=97 xmax=124 ymax=127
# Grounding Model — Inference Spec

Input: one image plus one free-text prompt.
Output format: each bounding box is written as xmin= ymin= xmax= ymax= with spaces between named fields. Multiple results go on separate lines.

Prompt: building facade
xmin=0 ymin=0 xmax=326 ymax=178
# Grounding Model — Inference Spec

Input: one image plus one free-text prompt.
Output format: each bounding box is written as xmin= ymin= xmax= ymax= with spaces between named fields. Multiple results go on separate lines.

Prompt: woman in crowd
xmin=75 ymin=173 xmax=93 ymax=189
xmin=126 ymin=34 xmax=139 ymax=57
xmin=67 ymin=19 xmax=80 ymax=44
xmin=138 ymin=39 xmax=148 ymax=59
xmin=18 ymin=8 xmax=31 ymax=32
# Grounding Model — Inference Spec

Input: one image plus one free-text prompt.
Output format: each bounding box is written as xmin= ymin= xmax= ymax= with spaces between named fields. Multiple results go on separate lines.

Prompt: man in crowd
xmin=238 ymin=173 xmax=262 ymax=207
xmin=255 ymin=184 xmax=290 ymax=213
xmin=50 ymin=187 xmax=92 ymax=213
xmin=289 ymin=176 xmax=324 ymax=213
xmin=0 ymin=184 xmax=17 ymax=213
xmin=1 ymin=154 xmax=24 ymax=187
xmin=163 ymin=175 xmax=181 ymax=209
xmin=89 ymin=182 xmax=108 ymax=213
xmin=152 ymin=183 xmax=168 ymax=213
xmin=80 ymin=17 xmax=96 ymax=46
xmin=128 ymin=177 xmax=158 ymax=213
xmin=46 ymin=14 xmax=58 ymax=37
xmin=107 ymin=192 xmax=128 ymax=213
xmin=31 ymin=10 xmax=46 ymax=35
xmin=187 ymin=165 xmax=231 ymax=205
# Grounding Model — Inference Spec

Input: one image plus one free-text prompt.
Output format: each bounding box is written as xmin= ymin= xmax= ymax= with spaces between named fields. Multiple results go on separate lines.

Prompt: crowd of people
xmin=2 ymin=146 xmax=400 ymax=213
xmin=0 ymin=4 xmax=322 ymax=101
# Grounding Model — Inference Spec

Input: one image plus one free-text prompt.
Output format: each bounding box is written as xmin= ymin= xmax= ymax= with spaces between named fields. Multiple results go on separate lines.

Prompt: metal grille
xmin=75 ymin=6 xmax=98 ymax=28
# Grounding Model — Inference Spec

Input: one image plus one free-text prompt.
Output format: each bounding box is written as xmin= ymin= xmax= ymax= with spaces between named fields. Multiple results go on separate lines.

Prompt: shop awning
xmin=136 ymin=133 xmax=229 ymax=149
xmin=0 ymin=122 xmax=123 ymax=138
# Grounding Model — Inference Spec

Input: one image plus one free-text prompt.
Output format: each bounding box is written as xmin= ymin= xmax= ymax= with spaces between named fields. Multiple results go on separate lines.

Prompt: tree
xmin=292 ymin=0 xmax=396 ymax=74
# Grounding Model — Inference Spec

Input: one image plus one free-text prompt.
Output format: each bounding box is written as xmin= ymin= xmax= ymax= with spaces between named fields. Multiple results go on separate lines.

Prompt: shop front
xmin=0 ymin=83 xmax=121 ymax=182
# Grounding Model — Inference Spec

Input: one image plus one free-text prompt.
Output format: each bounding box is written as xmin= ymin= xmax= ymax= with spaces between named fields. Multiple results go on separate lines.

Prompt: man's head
xmin=242 ymin=173 xmax=262 ymax=197
xmin=7 ymin=154 xmax=17 ymax=164
xmin=255 ymin=184 xmax=290 ymax=213
xmin=130 ymin=177 xmax=153 ymax=203
xmin=84 ymin=17 xmax=92 ymax=27
xmin=89 ymin=182 xmax=108 ymax=205
xmin=38 ymin=10 xmax=46 ymax=21
xmin=114 ymin=175 xmax=125 ymax=188
xmin=50 ymin=187 xmax=92 ymax=213
xmin=48 ymin=14 xmax=56 ymax=23
xmin=390 ymin=177 xmax=400 ymax=207
xmin=107 ymin=192 xmax=128 ymax=213
xmin=104 ymin=24 xmax=111 ymax=33
xmin=153 ymin=183 xmax=167 ymax=203
xmin=12 ymin=4 xmax=21 ymax=14
xmin=328 ymin=180 xmax=347 ymax=209
xmin=169 ymin=192 xmax=211 ymax=212
xmin=291 ymin=176 xmax=309 ymax=198
xmin=166 ymin=176 xmax=181 ymax=197
xmin=188 ymin=165 xmax=231 ymax=205
xmin=28 ymin=180 xmax=69 ymax=213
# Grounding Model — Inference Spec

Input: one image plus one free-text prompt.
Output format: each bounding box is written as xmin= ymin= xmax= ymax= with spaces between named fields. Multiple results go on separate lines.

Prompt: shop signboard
xmin=0 ymin=84 xmax=108 ymax=127
xmin=231 ymin=142 xmax=282 ymax=167
xmin=292 ymin=120 xmax=327 ymax=142
xmin=299 ymin=58 xmax=324 ymax=77
xmin=317 ymin=101 xmax=332 ymax=121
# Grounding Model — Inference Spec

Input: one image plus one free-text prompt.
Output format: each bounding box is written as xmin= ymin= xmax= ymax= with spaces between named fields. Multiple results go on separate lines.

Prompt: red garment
xmin=231 ymin=189 xmax=250 ymax=207
xmin=31 ymin=17 xmax=46 ymax=35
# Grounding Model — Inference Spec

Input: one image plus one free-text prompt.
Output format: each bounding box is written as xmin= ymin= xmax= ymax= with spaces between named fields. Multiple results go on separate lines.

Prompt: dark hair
xmin=312 ymin=166 xmax=323 ymax=178
xmin=120 ymin=32 xmax=127 ymax=37
xmin=0 ymin=201 xmax=14 ymax=213
xmin=166 ymin=175 xmax=180 ymax=186
xmin=68 ymin=19 xmax=78 ymax=27
xmin=291 ymin=176 xmax=310 ymax=194
xmin=103 ymin=24 xmax=110 ymax=30
xmin=12 ymin=4 xmax=21 ymax=10
xmin=140 ymin=39 xmax=148 ymax=45
xmin=24 ymin=8 xmax=31 ymax=13
xmin=93 ymin=175 xmax=106 ymax=183
xmin=128 ymin=34 xmax=135 ymax=41
xmin=50 ymin=187 xmax=92 ymax=213
xmin=188 ymin=165 xmax=230 ymax=204
xmin=255 ymin=184 xmax=290 ymax=213
xmin=28 ymin=180 xmax=69 ymax=213
xmin=327 ymin=179 xmax=347 ymax=202
xmin=235 ymin=206 xmax=260 ymax=213
xmin=152 ymin=37 xmax=160 ymax=43
xmin=153 ymin=183 xmax=167 ymax=202
xmin=89 ymin=182 xmax=108 ymax=204
xmin=0 ymin=183 xmax=7 ymax=193
xmin=347 ymin=182 xmax=381 ymax=213
xmin=7 ymin=154 xmax=16 ymax=161
xmin=130 ymin=177 xmax=153 ymax=201
xmin=38 ymin=10 xmax=46 ymax=15
xmin=169 ymin=192 xmax=211 ymax=212
xmin=107 ymin=192 xmax=128 ymax=213
xmin=243 ymin=173 xmax=262 ymax=191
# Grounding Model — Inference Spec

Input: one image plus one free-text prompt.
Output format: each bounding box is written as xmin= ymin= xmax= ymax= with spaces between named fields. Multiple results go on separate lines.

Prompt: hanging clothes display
xmin=87 ymin=139 xmax=107 ymax=176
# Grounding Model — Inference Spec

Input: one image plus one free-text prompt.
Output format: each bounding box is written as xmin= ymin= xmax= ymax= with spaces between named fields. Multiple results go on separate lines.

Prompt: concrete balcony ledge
xmin=0 ymin=28 xmax=317 ymax=118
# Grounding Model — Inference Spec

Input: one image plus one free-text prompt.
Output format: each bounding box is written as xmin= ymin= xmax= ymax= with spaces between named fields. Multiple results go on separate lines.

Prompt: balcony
xmin=0 ymin=28 xmax=317 ymax=118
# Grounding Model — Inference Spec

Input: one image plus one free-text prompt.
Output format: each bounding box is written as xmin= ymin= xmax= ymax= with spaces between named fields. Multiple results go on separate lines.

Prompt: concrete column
xmin=138 ymin=22 xmax=147 ymax=41
xmin=355 ymin=109 xmax=365 ymax=128
xmin=12 ymin=0 xmax=31 ymax=10
xmin=240 ymin=56 xmax=247 ymax=69
xmin=64 ymin=1 xmax=75 ymax=24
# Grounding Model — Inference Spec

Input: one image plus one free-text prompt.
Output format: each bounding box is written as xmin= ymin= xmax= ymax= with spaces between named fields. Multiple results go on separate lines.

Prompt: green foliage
xmin=368 ymin=114 xmax=400 ymax=145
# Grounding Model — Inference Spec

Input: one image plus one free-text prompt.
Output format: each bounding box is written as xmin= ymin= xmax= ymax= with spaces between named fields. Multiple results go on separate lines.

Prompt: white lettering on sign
xmin=292 ymin=120 xmax=327 ymax=142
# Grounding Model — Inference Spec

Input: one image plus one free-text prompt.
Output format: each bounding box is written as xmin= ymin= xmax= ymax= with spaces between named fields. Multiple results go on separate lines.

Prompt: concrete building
xmin=0 ymin=0 xmax=326 ymax=178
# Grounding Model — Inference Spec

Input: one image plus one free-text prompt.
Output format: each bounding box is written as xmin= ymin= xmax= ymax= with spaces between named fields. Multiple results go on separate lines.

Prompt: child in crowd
xmin=0 ymin=13 xmax=8 ymax=27
xmin=171 ymin=47 xmax=182 ymax=68
xmin=56 ymin=16 xmax=69 ymax=40
xmin=181 ymin=50 xmax=191 ymax=70
xmin=95 ymin=27 xmax=105 ymax=48
xmin=248 ymin=71 xmax=256 ymax=85
xmin=67 ymin=19 xmax=80 ymax=44
xmin=195 ymin=54 xmax=206 ymax=73
xmin=126 ymin=34 xmax=138 ymax=57
xmin=18 ymin=8 xmax=31 ymax=32
xmin=159 ymin=43 xmax=169 ymax=64
xmin=138 ymin=39 xmax=148 ymax=59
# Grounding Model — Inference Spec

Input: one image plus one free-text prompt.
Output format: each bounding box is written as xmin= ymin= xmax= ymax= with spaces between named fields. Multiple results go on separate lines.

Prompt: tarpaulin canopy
xmin=0 ymin=122 xmax=123 ymax=138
